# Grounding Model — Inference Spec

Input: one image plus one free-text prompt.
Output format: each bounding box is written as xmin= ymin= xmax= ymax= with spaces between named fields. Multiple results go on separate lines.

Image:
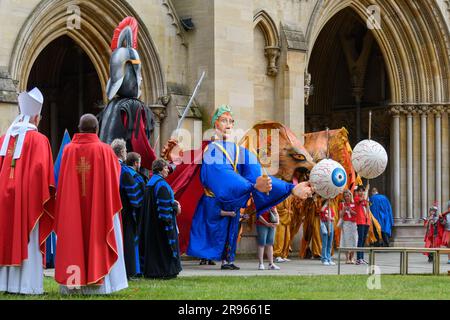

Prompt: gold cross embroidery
xmin=7 ymin=140 xmax=17 ymax=179
xmin=7 ymin=148 xmax=14 ymax=179
xmin=76 ymin=157 xmax=91 ymax=197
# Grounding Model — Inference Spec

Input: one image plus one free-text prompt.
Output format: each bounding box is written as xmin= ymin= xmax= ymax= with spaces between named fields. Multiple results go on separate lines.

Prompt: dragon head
xmin=239 ymin=121 xmax=315 ymax=182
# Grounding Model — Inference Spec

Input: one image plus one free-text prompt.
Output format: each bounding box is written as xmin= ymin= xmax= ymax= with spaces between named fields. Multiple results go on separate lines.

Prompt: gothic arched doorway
xmin=27 ymin=36 xmax=103 ymax=155
xmin=306 ymin=8 xmax=391 ymax=195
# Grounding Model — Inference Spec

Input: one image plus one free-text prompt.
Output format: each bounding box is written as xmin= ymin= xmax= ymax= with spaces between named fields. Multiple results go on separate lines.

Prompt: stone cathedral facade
xmin=1 ymin=0 xmax=450 ymax=249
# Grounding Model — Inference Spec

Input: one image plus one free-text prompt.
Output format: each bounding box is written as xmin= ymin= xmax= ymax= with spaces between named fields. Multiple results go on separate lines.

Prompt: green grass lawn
xmin=1 ymin=275 xmax=450 ymax=300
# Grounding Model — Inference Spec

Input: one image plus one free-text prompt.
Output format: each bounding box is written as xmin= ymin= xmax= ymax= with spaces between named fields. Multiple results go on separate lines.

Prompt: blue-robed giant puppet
xmin=183 ymin=105 xmax=313 ymax=269
xmin=369 ymin=188 xmax=394 ymax=246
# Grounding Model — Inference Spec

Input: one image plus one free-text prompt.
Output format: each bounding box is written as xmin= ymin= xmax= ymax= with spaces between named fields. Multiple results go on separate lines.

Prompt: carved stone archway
xmin=306 ymin=0 xmax=450 ymax=105
xmin=306 ymin=0 xmax=450 ymax=244
xmin=9 ymin=0 xmax=166 ymax=104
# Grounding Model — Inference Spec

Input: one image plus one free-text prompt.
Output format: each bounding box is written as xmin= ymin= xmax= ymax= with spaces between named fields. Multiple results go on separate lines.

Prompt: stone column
xmin=433 ymin=105 xmax=444 ymax=212
xmin=419 ymin=106 xmax=428 ymax=219
xmin=405 ymin=105 xmax=414 ymax=220
xmin=390 ymin=106 xmax=401 ymax=221
xmin=441 ymin=105 xmax=449 ymax=211
xmin=150 ymin=105 xmax=167 ymax=157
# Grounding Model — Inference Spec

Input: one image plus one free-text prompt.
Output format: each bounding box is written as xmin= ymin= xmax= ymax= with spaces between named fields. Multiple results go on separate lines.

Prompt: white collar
xmin=0 ymin=115 xmax=37 ymax=159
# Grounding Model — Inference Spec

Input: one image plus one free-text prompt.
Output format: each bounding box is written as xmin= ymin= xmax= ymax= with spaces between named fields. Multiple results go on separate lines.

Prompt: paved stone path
xmin=44 ymin=253 xmax=450 ymax=278
xmin=179 ymin=253 xmax=450 ymax=277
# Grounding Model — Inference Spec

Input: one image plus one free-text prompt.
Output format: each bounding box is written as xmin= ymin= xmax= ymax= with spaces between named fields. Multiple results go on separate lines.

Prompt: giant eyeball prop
xmin=310 ymin=159 xmax=347 ymax=199
xmin=351 ymin=139 xmax=388 ymax=179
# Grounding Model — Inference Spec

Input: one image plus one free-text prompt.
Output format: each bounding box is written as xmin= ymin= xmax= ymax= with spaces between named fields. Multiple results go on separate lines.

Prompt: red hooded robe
xmin=54 ymin=133 xmax=122 ymax=286
xmin=0 ymin=131 xmax=55 ymax=267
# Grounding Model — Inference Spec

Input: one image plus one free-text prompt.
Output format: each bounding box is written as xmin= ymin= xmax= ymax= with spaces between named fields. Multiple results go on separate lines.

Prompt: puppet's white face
xmin=215 ymin=113 xmax=234 ymax=141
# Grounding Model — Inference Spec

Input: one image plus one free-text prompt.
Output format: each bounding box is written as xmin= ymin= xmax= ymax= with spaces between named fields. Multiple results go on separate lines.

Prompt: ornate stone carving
xmin=417 ymin=105 xmax=429 ymax=115
xmin=158 ymin=95 xmax=171 ymax=106
xmin=389 ymin=105 xmax=402 ymax=116
xmin=304 ymin=72 xmax=312 ymax=106
xmin=431 ymin=104 xmax=444 ymax=117
xmin=149 ymin=104 xmax=167 ymax=122
xmin=162 ymin=0 xmax=187 ymax=47
xmin=405 ymin=105 xmax=416 ymax=116
xmin=264 ymin=46 xmax=280 ymax=77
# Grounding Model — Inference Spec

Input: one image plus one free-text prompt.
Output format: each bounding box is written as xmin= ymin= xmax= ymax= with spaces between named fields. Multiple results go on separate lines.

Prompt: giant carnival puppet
xmin=240 ymin=125 xmax=383 ymax=259
xmin=162 ymin=106 xmax=314 ymax=268
xmin=98 ymin=17 xmax=156 ymax=170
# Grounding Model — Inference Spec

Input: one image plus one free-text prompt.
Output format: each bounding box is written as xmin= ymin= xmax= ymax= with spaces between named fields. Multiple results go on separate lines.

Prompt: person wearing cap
xmin=186 ymin=105 xmax=313 ymax=270
xmin=0 ymin=88 xmax=56 ymax=294
xmin=423 ymin=205 xmax=440 ymax=262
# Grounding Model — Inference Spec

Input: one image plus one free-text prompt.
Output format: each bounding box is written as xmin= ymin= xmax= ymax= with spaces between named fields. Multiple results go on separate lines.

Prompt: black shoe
xmin=199 ymin=259 xmax=207 ymax=265
xmin=229 ymin=263 xmax=240 ymax=270
xmin=207 ymin=260 xmax=216 ymax=265
xmin=221 ymin=264 xmax=233 ymax=270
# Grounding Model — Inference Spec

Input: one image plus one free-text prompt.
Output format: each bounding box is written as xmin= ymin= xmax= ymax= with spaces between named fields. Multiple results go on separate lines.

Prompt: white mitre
xmin=0 ymin=87 xmax=43 ymax=159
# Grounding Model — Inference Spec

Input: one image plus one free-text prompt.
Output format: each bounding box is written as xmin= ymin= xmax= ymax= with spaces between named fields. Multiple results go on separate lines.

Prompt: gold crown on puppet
xmin=18 ymin=88 xmax=43 ymax=116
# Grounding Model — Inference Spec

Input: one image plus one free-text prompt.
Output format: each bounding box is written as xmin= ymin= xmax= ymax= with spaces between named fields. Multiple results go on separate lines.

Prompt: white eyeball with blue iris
xmin=310 ymin=159 xmax=347 ymax=199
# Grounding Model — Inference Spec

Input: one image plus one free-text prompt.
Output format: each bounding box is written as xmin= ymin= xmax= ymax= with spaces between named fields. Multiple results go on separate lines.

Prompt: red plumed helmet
xmin=110 ymin=16 xmax=139 ymax=50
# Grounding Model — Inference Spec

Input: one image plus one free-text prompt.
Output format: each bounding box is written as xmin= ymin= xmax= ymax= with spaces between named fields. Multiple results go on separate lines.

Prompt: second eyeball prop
xmin=309 ymin=158 xmax=347 ymax=199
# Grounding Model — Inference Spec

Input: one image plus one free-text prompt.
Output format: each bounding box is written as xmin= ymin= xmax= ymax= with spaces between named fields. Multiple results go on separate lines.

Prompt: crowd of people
xmin=0 ymin=91 xmax=315 ymax=295
xmin=0 ymin=88 xmax=186 ymax=295
xmin=3 ymin=87 xmax=447 ymax=298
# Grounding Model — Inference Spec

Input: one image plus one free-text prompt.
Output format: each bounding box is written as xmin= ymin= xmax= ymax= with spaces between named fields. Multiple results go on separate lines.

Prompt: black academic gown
xmin=120 ymin=162 xmax=145 ymax=278
xmin=140 ymin=174 xmax=182 ymax=279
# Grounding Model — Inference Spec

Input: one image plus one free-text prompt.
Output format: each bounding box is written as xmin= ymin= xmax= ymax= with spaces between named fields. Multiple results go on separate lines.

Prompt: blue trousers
xmin=357 ymin=224 xmax=369 ymax=260
xmin=320 ymin=222 xmax=334 ymax=262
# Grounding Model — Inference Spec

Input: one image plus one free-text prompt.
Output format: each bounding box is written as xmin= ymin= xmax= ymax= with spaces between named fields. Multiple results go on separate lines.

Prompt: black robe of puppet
xmin=119 ymin=162 xmax=145 ymax=278
xmin=140 ymin=174 xmax=182 ymax=279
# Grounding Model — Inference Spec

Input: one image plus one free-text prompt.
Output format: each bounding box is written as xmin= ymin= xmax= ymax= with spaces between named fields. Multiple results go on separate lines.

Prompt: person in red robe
xmin=423 ymin=205 xmax=442 ymax=262
xmin=54 ymin=114 xmax=128 ymax=295
xmin=0 ymin=88 xmax=55 ymax=295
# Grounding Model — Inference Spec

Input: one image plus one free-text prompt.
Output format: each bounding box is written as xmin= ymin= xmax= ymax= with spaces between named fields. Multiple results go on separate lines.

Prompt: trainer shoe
xmin=268 ymin=263 xmax=281 ymax=270
xmin=221 ymin=264 xmax=233 ymax=270
xmin=284 ymin=258 xmax=291 ymax=262
xmin=229 ymin=263 xmax=240 ymax=270
xmin=258 ymin=263 xmax=265 ymax=270
xmin=322 ymin=261 xmax=330 ymax=266
xmin=328 ymin=261 xmax=336 ymax=266
xmin=275 ymin=257 xmax=285 ymax=263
